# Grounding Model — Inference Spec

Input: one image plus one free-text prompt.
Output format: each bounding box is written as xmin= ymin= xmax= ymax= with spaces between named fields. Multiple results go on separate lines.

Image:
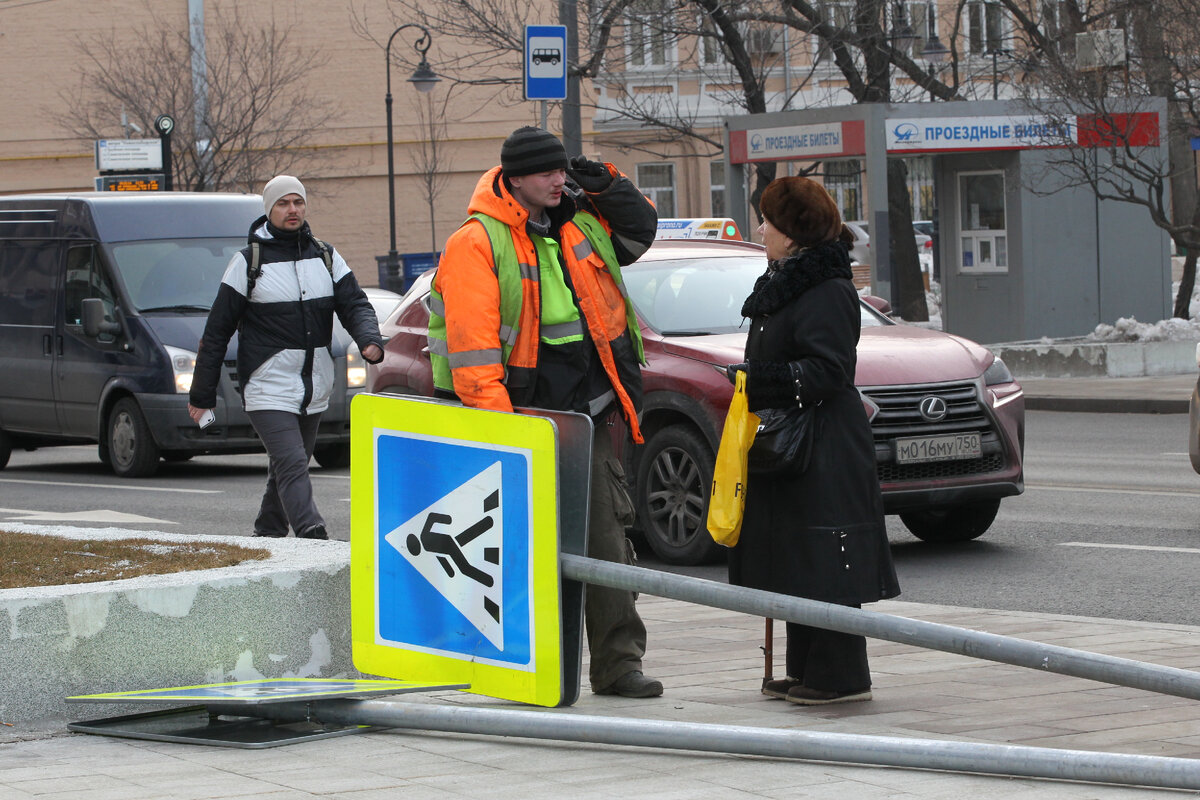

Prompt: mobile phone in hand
xmin=198 ymin=409 xmax=215 ymax=429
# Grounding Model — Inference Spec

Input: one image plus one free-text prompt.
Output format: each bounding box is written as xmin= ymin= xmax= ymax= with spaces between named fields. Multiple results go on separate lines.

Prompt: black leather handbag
xmin=748 ymin=402 xmax=820 ymax=476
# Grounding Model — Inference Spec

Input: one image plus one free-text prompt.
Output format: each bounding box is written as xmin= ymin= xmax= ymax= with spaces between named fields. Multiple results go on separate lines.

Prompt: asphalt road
xmin=3 ymin=409 xmax=1199 ymax=626
xmin=645 ymin=409 xmax=1200 ymax=627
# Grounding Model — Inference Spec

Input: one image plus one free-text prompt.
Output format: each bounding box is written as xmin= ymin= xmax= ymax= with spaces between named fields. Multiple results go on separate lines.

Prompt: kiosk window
xmin=957 ymin=171 xmax=1008 ymax=272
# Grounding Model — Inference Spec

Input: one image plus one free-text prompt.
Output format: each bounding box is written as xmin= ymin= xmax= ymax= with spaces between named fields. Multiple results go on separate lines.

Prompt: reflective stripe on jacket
xmin=429 ymin=166 xmax=646 ymax=442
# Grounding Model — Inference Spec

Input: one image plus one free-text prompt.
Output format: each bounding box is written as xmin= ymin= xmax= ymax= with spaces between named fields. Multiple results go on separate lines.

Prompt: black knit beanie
xmin=501 ymin=126 xmax=568 ymax=177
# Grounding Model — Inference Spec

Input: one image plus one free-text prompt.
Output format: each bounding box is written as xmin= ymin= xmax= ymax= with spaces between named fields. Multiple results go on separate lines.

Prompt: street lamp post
xmin=986 ymin=46 xmax=1009 ymax=100
xmin=383 ymin=24 xmax=440 ymax=292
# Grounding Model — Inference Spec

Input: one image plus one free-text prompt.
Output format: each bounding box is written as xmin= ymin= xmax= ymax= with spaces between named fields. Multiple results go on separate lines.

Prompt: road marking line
xmin=0 ymin=478 xmax=219 ymax=494
xmin=0 ymin=508 xmax=176 ymax=525
xmin=1061 ymin=542 xmax=1200 ymax=555
xmin=1028 ymin=484 xmax=1200 ymax=498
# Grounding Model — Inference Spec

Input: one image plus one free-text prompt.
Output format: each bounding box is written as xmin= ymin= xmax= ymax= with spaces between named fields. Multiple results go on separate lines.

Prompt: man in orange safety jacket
xmin=429 ymin=126 xmax=661 ymax=698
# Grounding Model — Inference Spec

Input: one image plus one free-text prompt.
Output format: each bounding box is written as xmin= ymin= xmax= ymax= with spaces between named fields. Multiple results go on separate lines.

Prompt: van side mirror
xmin=863 ymin=295 xmax=893 ymax=316
xmin=82 ymin=298 xmax=121 ymax=337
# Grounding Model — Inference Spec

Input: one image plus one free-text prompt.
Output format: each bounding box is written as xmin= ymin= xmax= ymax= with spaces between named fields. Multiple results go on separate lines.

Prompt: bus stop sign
xmin=524 ymin=25 xmax=567 ymax=101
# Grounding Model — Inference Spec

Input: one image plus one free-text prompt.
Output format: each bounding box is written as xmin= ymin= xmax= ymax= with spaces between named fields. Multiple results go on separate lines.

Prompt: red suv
xmin=368 ymin=238 xmax=1025 ymax=565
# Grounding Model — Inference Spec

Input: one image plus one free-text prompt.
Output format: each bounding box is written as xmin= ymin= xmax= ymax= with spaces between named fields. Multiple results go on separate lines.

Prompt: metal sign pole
xmin=241 ymin=698 xmax=1200 ymax=791
xmin=560 ymin=554 xmax=1200 ymax=702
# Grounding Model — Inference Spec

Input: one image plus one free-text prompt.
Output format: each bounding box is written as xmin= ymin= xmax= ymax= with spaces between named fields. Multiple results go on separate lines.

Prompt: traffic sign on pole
xmin=350 ymin=394 xmax=589 ymax=707
xmin=524 ymin=25 xmax=567 ymax=101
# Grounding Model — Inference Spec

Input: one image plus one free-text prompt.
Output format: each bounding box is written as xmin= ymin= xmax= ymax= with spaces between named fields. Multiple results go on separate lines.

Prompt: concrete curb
xmin=1024 ymin=395 xmax=1189 ymax=413
xmin=0 ymin=525 xmax=356 ymax=730
xmin=990 ymin=339 xmax=1197 ymax=378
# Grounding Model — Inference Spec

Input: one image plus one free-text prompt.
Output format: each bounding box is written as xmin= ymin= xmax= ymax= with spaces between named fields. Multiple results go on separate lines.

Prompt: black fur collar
xmin=740 ymin=241 xmax=852 ymax=318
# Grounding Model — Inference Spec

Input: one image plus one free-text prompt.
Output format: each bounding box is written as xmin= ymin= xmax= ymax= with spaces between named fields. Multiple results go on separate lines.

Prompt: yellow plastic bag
xmin=706 ymin=370 xmax=760 ymax=547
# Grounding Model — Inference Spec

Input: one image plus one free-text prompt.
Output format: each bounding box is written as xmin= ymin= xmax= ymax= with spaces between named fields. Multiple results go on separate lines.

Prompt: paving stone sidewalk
xmin=4 ymin=595 xmax=1200 ymax=799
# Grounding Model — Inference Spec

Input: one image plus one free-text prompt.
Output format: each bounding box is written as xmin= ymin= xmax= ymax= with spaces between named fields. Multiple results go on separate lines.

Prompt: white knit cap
xmin=262 ymin=175 xmax=306 ymax=216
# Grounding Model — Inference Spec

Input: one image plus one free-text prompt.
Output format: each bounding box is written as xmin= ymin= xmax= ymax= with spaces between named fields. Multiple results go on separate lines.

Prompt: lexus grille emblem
xmin=917 ymin=396 xmax=948 ymax=422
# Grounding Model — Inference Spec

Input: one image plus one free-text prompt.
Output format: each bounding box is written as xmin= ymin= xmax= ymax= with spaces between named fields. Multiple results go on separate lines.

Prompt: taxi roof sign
xmin=655 ymin=217 xmax=743 ymax=241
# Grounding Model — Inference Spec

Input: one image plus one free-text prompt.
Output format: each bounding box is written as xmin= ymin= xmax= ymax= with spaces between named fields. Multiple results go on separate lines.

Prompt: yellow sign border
xmin=350 ymin=394 xmax=563 ymax=706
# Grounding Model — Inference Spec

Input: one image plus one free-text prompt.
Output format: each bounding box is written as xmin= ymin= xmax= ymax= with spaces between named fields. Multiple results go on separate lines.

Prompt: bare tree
xmin=364 ymin=0 xmax=955 ymax=316
xmin=51 ymin=4 xmax=337 ymax=192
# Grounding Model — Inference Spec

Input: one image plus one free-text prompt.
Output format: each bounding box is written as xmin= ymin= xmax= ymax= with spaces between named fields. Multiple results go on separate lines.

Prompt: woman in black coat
xmin=728 ymin=176 xmax=900 ymax=705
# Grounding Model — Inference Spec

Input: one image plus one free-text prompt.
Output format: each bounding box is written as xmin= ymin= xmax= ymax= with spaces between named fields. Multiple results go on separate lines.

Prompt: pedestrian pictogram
xmin=384 ymin=462 xmax=505 ymax=648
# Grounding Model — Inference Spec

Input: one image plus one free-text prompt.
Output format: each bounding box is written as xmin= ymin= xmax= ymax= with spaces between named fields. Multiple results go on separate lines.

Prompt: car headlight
xmin=346 ymin=345 xmax=366 ymax=389
xmin=164 ymin=345 xmax=197 ymax=394
xmin=984 ymin=356 xmax=1014 ymax=386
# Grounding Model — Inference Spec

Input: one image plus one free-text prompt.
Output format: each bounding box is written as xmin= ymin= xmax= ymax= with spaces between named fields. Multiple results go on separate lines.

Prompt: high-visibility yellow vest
xmin=428 ymin=210 xmax=642 ymax=395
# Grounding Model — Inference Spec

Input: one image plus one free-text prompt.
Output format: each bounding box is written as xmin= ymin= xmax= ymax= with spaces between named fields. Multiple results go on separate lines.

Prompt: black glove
xmin=725 ymin=363 xmax=748 ymax=385
xmin=567 ymin=155 xmax=613 ymax=193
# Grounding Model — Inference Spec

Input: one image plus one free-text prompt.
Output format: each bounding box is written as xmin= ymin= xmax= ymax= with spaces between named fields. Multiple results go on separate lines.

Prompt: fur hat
xmin=759 ymin=176 xmax=847 ymax=250
xmin=262 ymin=175 xmax=306 ymax=216
xmin=500 ymin=126 xmax=568 ymax=177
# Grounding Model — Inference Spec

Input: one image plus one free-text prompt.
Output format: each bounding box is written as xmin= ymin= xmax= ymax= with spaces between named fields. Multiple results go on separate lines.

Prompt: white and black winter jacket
xmin=190 ymin=216 xmax=384 ymax=415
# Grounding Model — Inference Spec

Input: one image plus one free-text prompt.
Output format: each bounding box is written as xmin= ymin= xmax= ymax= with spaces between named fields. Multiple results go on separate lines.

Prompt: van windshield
xmin=105 ymin=238 xmax=244 ymax=312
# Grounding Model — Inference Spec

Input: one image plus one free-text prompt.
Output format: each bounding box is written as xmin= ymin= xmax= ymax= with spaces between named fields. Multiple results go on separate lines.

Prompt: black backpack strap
xmin=245 ymin=242 xmax=262 ymax=299
xmin=312 ymin=237 xmax=334 ymax=277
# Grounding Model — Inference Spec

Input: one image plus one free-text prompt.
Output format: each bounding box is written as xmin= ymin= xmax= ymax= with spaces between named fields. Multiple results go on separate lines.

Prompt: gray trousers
xmin=586 ymin=421 xmax=648 ymax=691
xmin=248 ymin=410 xmax=324 ymax=537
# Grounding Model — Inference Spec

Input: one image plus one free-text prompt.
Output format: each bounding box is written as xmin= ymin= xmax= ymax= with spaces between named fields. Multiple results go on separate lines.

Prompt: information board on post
xmin=94 ymin=174 xmax=165 ymax=192
xmin=95 ymin=139 xmax=164 ymax=172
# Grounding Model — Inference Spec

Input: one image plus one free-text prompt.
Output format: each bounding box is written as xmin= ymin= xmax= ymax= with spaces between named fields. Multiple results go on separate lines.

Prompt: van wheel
xmin=899 ymin=499 xmax=1001 ymax=543
xmin=313 ymin=443 xmax=350 ymax=469
xmin=634 ymin=425 xmax=723 ymax=566
xmin=106 ymin=398 xmax=160 ymax=478
xmin=0 ymin=429 xmax=11 ymax=469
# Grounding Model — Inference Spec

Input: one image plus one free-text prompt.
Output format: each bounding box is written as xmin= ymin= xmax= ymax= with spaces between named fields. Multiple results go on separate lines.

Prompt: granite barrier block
xmin=0 ymin=525 xmax=357 ymax=729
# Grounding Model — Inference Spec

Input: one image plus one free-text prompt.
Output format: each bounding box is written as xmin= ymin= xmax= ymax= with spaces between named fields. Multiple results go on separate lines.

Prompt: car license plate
xmin=894 ymin=432 xmax=982 ymax=464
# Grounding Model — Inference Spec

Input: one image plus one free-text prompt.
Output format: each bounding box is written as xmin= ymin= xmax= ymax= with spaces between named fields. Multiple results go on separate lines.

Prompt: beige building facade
xmin=1 ymin=0 xmax=608 ymax=288
xmin=2 ymin=0 xmax=1017 ymax=286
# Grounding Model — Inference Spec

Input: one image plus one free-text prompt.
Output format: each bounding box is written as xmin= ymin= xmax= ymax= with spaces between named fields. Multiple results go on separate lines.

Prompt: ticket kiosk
xmin=724 ymin=99 xmax=1172 ymax=342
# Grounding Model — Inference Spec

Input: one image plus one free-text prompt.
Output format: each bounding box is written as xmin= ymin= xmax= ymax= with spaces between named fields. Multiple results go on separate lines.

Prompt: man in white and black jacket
xmin=188 ymin=175 xmax=384 ymax=539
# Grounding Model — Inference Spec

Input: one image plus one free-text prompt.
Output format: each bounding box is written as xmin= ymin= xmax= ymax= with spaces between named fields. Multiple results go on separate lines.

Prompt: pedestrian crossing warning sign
xmin=350 ymin=394 xmax=570 ymax=707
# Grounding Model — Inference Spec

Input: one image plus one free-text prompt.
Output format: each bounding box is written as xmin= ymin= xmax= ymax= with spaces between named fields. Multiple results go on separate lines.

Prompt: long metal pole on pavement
xmin=238 ymin=698 xmax=1200 ymax=791
xmin=560 ymin=554 xmax=1200 ymax=701
xmin=224 ymin=554 xmax=1200 ymax=789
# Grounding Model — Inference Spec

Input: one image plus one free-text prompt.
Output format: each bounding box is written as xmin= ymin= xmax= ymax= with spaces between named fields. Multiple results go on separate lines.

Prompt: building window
xmin=627 ymin=0 xmax=671 ymax=69
xmin=823 ymin=159 xmax=862 ymax=222
xmin=700 ymin=13 xmax=727 ymax=65
xmin=966 ymin=1 xmax=1005 ymax=54
xmin=910 ymin=1 xmax=941 ymax=57
xmin=957 ymin=170 xmax=1007 ymax=272
xmin=814 ymin=1 xmax=854 ymax=60
xmin=710 ymin=161 xmax=726 ymax=217
xmin=638 ymin=163 xmax=676 ymax=217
